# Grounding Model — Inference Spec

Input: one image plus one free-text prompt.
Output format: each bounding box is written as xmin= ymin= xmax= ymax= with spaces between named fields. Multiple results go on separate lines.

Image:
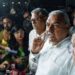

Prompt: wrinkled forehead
xmin=46 ymin=14 xmax=65 ymax=24
xmin=31 ymin=13 xmax=38 ymax=18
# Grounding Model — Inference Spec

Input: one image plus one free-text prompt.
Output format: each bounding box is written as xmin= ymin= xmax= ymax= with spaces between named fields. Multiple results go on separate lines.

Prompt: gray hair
xmin=49 ymin=10 xmax=71 ymax=26
xmin=31 ymin=8 xmax=48 ymax=18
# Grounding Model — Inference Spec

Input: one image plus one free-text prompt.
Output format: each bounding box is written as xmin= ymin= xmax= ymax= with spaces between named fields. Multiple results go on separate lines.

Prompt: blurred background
xmin=0 ymin=0 xmax=74 ymax=17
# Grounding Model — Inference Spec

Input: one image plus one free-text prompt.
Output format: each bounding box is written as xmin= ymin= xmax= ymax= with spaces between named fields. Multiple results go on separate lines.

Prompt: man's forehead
xmin=3 ymin=18 xmax=10 ymax=22
xmin=31 ymin=13 xmax=38 ymax=18
xmin=47 ymin=15 xmax=64 ymax=23
xmin=46 ymin=15 xmax=57 ymax=23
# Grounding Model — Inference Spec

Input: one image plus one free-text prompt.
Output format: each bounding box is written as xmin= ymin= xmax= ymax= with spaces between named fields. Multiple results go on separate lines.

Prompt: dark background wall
xmin=0 ymin=0 xmax=74 ymax=17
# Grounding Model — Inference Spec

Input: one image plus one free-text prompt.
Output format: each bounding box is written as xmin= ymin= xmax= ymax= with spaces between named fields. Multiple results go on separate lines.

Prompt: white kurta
xmin=29 ymin=29 xmax=47 ymax=51
xmin=29 ymin=29 xmax=48 ymax=72
xmin=35 ymin=37 xmax=75 ymax=75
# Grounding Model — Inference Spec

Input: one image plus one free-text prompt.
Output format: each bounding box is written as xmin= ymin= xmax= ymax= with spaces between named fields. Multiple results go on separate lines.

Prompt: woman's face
xmin=14 ymin=29 xmax=24 ymax=42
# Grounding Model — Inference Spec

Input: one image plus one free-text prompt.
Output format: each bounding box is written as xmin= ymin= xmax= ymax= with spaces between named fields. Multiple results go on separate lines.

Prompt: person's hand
xmin=31 ymin=37 xmax=44 ymax=54
xmin=4 ymin=47 xmax=11 ymax=51
xmin=0 ymin=61 xmax=8 ymax=69
xmin=2 ymin=61 xmax=9 ymax=65
xmin=0 ymin=64 xmax=5 ymax=69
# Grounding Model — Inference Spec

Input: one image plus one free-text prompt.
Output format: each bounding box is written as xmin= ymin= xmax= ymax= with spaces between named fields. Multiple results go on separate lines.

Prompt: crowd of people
xmin=0 ymin=7 xmax=75 ymax=75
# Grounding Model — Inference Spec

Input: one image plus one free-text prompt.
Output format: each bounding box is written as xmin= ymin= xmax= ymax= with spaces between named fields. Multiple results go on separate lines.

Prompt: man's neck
xmin=36 ymin=29 xmax=45 ymax=35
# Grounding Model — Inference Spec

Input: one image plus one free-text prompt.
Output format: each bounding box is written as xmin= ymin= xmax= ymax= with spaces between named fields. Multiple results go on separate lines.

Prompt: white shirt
xmin=35 ymin=37 xmax=75 ymax=75
xmin=29 ymin=29 xmax=49 ymax=72
xmin=29 ymin=29 xmax=47 ymax=51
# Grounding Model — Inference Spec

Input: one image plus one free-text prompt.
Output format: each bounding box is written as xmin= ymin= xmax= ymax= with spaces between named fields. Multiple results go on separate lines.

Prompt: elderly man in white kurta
xmin=29 ymin=8 xmax=48 ymax=74
xmin=35 ymin=10 xmax=75 ymax=75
